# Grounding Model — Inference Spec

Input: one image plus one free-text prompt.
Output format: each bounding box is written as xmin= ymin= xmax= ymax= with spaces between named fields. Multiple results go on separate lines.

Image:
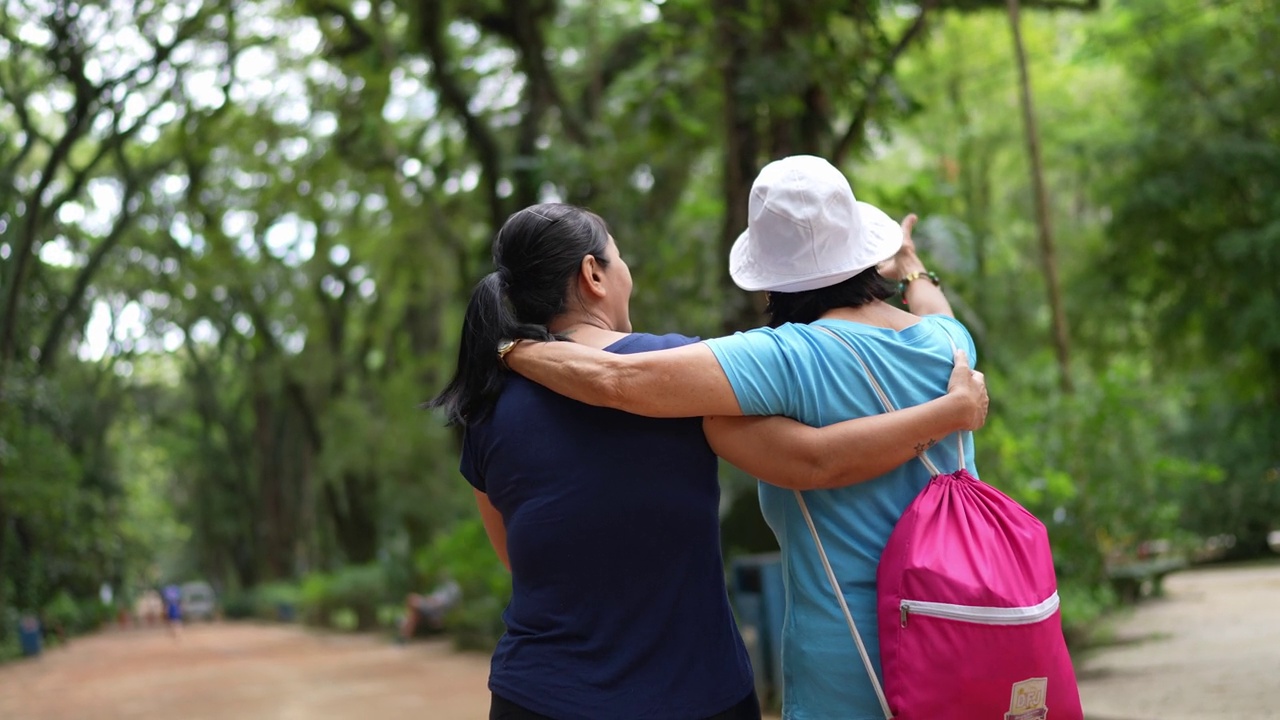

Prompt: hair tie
xmin=496 ymin=267 xmax=513 ymax=286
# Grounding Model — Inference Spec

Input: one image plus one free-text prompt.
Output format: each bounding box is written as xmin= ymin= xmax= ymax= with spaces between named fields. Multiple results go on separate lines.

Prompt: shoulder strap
xmin=789 ymin=323 xmax=970 ymax=719
xmin=792 ymin=490 xmax=894 ymax=719
xmin=814 ymin=323 xmax=966 ymax=472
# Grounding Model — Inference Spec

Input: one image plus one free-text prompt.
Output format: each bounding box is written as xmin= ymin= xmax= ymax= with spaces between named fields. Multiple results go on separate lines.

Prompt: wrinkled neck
xmin=547 ymin=304 xmax=615 ymax=334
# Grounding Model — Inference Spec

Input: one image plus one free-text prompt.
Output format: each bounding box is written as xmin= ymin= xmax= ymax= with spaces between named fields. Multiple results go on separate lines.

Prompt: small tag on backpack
xmin=1005 ymin=677 xmax=1049 ymax=720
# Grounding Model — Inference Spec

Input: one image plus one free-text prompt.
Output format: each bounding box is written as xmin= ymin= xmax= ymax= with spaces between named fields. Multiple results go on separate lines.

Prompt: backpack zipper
xmin=900 ymin=591 xmax=1060 ymax=628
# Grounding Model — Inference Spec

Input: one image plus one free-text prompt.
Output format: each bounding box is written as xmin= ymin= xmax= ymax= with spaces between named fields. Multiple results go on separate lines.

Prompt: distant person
xmin=396 ymin=579 xmax=461 ymax=643
xmin=134 ymin=589 xmax=163 ymax=627
xmin=427 ymin=202 xmax=986 ymax=719
xmin=161 ymin=584 xmax=183 ymax=638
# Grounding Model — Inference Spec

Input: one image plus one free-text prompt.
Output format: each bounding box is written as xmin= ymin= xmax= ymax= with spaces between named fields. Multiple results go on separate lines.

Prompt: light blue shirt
xmin=705 ymin=315 xmax=978 ymax=720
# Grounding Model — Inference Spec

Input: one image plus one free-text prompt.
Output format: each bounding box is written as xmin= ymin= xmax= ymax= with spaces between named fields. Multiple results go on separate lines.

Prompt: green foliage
xmin=218 ymin=591 xmax=256 ymax=621
xmin=0 ymin=604 xmax=23 ymax=662
xmin=325 ymin=564 xmax=388 ymax=631
xmin=1 ymin=0 xmax=1273 ymax=654
xmin=855 ymin=0 xmax=1266 ymax=584
xmin=41 ymin=592 xmax=83 ymax=636
xmin=295 ymin=564 xmax=389 ymax=631
xmin=298 ymin=573 xmax=334 ymax=628
xmin=1057 ymin=579 xmax=1119 ymax=648
xmin=39 ymin=590 xmax=116 ymax=638
xmin=979 ymin=359 xmax=1223 ymax=583
xmin=1094 ymin=0 xmax=1280 ymax=555
xmin=253 ymin=582 xmax=305 ymax=622
xmin=419 ymin=520 xmax=510 ymax=650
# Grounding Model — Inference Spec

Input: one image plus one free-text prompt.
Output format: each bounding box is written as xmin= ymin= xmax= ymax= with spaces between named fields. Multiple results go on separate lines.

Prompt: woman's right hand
xmin=947 ymin=349 xmax=988 ymax=430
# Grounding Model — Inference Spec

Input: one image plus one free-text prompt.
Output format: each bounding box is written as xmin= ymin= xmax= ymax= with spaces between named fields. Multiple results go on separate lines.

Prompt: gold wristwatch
xmin=497 ymin=339 xmax=520 ymax=366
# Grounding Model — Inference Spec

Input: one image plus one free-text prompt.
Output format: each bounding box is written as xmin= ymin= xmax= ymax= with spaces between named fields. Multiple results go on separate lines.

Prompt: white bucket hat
xmin=729 ymin=155 xmax=902 ymax=293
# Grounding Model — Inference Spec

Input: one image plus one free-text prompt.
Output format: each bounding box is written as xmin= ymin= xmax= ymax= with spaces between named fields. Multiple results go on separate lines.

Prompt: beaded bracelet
xmin=898 ymin=270 xmax=940 ymax=304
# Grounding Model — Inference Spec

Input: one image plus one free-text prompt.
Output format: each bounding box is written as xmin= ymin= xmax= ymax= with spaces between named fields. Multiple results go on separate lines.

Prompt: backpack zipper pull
xmin=901 ymin=604 xmax=909 ymax=628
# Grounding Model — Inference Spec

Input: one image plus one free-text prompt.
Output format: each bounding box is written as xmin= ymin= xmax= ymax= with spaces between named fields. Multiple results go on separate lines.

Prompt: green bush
xmin=42 ymin=591 xmax=82 ymax=636
xmin=418 ymin=518 xmax=510 ymax=650
xmin=253 ymin=581 xmax=303 ymax=622
xmin=0 ymin=636 xmax=20 ymax=663
xmin=329 ymin=607 xmax=359 ymax=631
xmin=299 ymin=573 xmax=334 ymax=627
xmin=83 ymin=600 xmax=117 ymax=632
xmin=325 ymin=564 xmax=386 ymax=631
xmin=220 ymin=590 xmax=255 ymax=620
xmin=978 ymin=360 xmax=1222 ymax=587
xmin=1057 ymin=580 xmax=1118 ymax=649
xmin=33 ymin=591 xmax=114 ymax=640
xmin=377 ymin=603 xmax=402 ymax=629
xmin=294 ymin=565 xmax=388 ymax=631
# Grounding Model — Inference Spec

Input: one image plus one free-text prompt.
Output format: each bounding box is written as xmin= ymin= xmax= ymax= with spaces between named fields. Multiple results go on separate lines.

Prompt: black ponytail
xmin=428 ymin=203 xmax=611 ymax=426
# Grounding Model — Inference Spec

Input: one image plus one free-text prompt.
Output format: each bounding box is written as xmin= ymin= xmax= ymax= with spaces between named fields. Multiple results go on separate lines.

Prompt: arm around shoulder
xmin=703 ymin=350 xmax=987 ymax=488
xmin=505 ymin=340 xmax=743 ymax=417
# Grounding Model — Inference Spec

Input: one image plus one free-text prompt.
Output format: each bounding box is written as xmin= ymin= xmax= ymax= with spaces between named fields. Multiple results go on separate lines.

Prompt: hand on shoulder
xmin=946 ymin=349 xmax=988 ymax=431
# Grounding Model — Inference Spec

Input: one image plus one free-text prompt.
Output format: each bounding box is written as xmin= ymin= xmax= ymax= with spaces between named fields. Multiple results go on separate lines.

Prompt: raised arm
xmin=704 ymin=350 xmax=986 ymax=489
xmin=504 ymin=340 xmax=744 ymax=417
xmin=878 ymin=214 xmax=954 ymax=318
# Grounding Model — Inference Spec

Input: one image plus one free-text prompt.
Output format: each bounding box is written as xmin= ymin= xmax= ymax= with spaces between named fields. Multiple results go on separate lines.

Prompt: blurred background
xmin=0 ymin=0 xmax=1277 ymax=716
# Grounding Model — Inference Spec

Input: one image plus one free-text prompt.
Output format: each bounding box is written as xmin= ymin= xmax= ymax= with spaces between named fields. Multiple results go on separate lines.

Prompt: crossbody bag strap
xmin=815 ymin=324 xmax=966 ymax=472
xmin=792 ymin=490 xmax=894 ymax=719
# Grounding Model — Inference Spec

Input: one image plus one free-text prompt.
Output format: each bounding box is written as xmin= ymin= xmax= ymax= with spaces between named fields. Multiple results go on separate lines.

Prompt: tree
xmin=0 ymin=0 xmax=233 ymax=636
xmin=8 ymin=0 xmax=1263 ymax=648
xmin=1099 ymin=0 xmax=1280 ymax=555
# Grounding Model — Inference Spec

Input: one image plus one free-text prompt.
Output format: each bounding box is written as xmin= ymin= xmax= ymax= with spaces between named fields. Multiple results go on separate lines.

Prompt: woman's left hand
xmin=946 ymin=349 xmax=988 ymax=430
xmin=878 ymin=213 xmax=926 ymax=281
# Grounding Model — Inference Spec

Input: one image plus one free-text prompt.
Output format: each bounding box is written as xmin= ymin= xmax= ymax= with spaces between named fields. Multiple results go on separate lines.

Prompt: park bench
xmin=1106 ymin=557 xmax=1188 ymax=603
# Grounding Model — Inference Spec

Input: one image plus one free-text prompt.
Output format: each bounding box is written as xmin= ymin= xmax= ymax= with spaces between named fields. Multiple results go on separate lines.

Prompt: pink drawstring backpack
xmin=798 ymin=328 xmax=1083 ymax=719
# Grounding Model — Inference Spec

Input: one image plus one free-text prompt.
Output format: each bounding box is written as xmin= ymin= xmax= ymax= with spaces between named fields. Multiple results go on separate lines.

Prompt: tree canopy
xmin=1 ymin=0 xmax=1273 ymax=650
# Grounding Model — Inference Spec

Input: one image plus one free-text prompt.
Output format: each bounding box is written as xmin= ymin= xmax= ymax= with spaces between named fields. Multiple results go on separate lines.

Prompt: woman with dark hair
xmin=502 ymin=156 xmax=981 ymax=719
xmin=430 ymin=197 xmax=986 ymax=720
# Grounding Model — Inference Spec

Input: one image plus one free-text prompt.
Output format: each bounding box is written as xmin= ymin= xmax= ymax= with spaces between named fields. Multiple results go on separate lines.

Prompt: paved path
xmin=2 ymin=563 xmax=1277 ymax=719
xmin=1077 ymin=562 xmax=1280 ymax=719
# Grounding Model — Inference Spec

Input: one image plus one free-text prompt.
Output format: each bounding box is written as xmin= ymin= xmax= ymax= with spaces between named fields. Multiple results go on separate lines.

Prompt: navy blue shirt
xmin=461 ymin=333 xmax=753 ymax=720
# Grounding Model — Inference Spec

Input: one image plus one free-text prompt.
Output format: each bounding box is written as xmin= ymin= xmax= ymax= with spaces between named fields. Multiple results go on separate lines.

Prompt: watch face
xmin=498 ymin=339 xmax=516 ymax=355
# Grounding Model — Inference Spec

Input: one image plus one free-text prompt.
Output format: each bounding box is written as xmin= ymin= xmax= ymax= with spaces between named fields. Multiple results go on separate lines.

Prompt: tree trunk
xmin=716 ymin=0 xmax=762 ymax=333
xmin=326 ymin=474 xmax=379 ymax=565
xmin=1006 ymin=0 xmax=1073 ymax=393
xmin=0 ymin=513 xmax=8 ymax=636
xmin=254 ymin=387 xmax=289 ymax=581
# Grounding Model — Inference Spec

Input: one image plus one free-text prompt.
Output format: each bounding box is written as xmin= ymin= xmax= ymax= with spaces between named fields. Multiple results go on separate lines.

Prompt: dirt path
xmin=1076 ymin=562 xmax=1280 ymax=720
xmin=0 ymin=623 xmax=778 ymax=720
xmin=0 ymin=623 xmax=496 ymax=720
xmin=3 ymin=564 xmax=1277 ymax=719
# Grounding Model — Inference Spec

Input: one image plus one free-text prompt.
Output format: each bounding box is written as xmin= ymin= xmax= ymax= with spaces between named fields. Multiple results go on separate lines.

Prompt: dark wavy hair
xmin=427 ymin=203 xmax=612 ymax=426
xmin=764 ymin=267 xmax=897 ymax=328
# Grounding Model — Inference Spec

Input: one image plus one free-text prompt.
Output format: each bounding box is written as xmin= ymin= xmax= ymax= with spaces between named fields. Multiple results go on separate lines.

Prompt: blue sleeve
xmin=702 ymin=327 xmax=800 ymax=417
xmin=928 ymin=315 xmax=979 ymax=368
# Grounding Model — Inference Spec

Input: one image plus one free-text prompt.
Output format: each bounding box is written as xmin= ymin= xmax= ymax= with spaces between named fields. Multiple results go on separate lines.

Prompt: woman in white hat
xmin=503 ymin=155 xmax=979 ymax=719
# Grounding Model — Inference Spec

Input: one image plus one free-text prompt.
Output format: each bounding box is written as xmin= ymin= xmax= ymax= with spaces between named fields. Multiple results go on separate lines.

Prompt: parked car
xmin=181 ymin=581 xmax=218 ymax=621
